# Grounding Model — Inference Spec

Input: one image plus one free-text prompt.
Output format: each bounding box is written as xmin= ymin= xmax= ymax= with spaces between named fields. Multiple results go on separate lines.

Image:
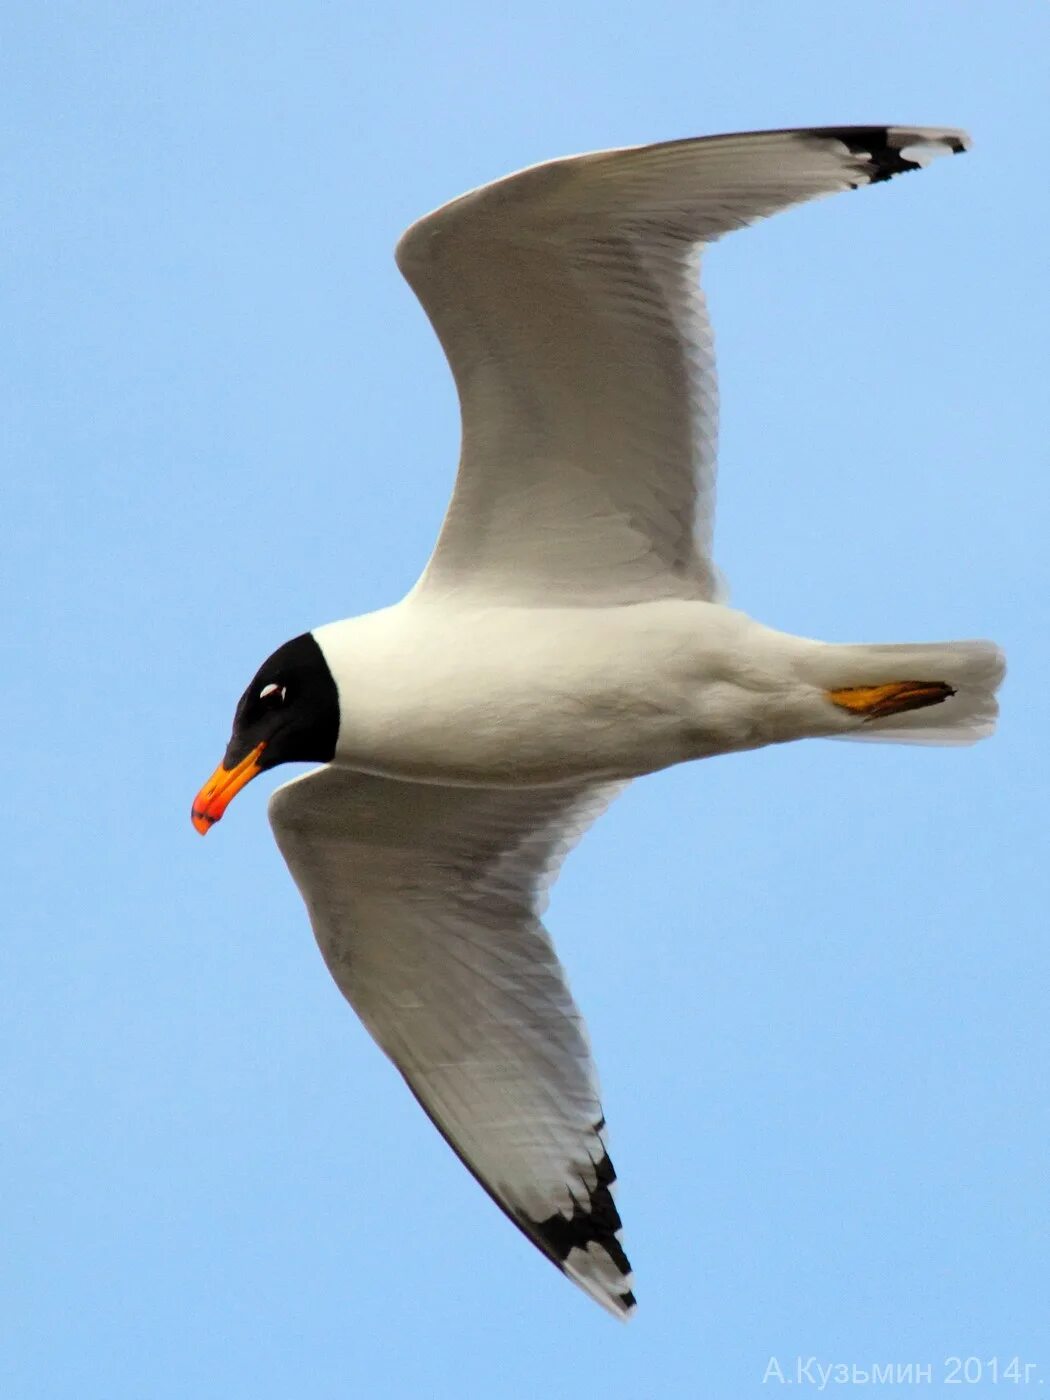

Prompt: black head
xmin=192 ymin=632 xmax=339 ymax=833
xmin=225 ymin=632 xmax=340 ymax=769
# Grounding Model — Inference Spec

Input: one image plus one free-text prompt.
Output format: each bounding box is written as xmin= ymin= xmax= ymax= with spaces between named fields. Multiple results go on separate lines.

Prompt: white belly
xmin=314 ymin=599 xmax=817 ymax=786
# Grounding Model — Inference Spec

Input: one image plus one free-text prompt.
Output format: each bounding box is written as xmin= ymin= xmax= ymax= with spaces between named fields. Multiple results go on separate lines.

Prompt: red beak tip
xmin=192 ymin=745 xmax=264 ymax=835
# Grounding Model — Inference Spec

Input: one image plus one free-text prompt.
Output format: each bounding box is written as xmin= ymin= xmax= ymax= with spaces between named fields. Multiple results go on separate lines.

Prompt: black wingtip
xmin=519 ymin=1145 xmax=637 ymax=1316
xmin=528 ymin=1149 xmax=633 ymax=1276
xmin=402 ymin=1075 xmax=633 ymax=1316
xmin=817 ymin=126 xmax=968 ymax=186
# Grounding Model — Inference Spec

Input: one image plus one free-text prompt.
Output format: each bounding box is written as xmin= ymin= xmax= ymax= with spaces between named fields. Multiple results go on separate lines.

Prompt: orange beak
xmin=191 ymin=742 xmax=266 ymax=834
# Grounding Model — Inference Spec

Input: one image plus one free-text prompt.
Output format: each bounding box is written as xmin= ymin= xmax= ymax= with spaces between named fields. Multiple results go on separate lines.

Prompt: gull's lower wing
xmin=397 ymin=125 xmax=968 ymax=606
xmin=268 ymin=766 xmax=635 ymax=1317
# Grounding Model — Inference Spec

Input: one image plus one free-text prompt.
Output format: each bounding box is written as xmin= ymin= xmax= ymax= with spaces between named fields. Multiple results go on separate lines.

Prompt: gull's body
xmin=194 ymin=126 xmax=1004 ymax=1319
xmin=315 ymin=602 xmax=993 ymax=788
xmin=315 ymin=602 xmax=826 ymax=785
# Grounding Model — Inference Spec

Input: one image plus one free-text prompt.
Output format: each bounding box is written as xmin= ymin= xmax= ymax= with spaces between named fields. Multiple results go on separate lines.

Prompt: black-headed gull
xmin=193 ymin=127 xmax=1004 ymax=1318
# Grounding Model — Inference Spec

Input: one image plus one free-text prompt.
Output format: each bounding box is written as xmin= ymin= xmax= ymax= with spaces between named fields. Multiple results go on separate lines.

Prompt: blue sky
xmin=3 ymin=3 xmax=1047 ymax=1396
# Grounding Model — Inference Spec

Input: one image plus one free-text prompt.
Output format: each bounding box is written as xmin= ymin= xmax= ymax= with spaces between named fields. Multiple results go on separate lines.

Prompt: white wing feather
xmin=397 ymin=125 xmax=968 ymax=605
xmin=269 ymin=767 xmax=635 ymax=1317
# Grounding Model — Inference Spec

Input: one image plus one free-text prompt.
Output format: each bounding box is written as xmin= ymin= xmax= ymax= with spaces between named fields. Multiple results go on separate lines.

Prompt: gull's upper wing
xmin=397 ymin=125 xmax=968 ymax=605
xmin=268 ymin=766 xmax=634 ymax=1317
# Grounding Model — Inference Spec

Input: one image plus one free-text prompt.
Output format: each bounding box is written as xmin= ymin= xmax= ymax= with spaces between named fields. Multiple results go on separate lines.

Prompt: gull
xmin=192 ymin=126 xmax=1004 ymax=1318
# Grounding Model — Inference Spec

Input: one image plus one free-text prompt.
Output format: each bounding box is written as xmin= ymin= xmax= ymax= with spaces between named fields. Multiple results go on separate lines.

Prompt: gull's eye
xmin=259 ymin=682 xmax=287 ymax=703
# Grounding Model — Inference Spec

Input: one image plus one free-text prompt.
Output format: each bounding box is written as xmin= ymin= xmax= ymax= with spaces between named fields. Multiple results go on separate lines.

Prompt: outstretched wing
xmin=398 ymin=125 xmax=968 ymax=605
xmin=268 ymin=767 xmax=634 ymax=1317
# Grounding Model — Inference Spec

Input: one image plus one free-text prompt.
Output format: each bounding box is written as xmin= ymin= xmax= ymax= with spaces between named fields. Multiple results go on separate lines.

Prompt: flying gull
xmin=192 ymin=126 xmax=1004 ymax=1317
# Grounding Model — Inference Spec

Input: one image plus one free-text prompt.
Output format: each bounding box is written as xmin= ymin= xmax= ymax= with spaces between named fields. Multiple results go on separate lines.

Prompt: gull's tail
xmin=812 ymin=639 xmax=1006 ymax=745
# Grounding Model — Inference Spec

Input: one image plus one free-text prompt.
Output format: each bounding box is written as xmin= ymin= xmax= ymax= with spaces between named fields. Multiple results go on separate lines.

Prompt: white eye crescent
xmin=259 ymin=683 xmax=286 ymax=702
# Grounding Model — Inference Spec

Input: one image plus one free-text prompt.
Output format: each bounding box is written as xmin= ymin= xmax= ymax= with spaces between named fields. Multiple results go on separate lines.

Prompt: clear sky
xmin=3 ymin=3 xmax=1047 ymax=1396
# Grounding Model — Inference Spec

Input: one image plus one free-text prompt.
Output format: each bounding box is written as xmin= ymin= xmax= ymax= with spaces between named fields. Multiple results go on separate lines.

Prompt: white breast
xmin=312 ymin=599 xmax=804 ymax=785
